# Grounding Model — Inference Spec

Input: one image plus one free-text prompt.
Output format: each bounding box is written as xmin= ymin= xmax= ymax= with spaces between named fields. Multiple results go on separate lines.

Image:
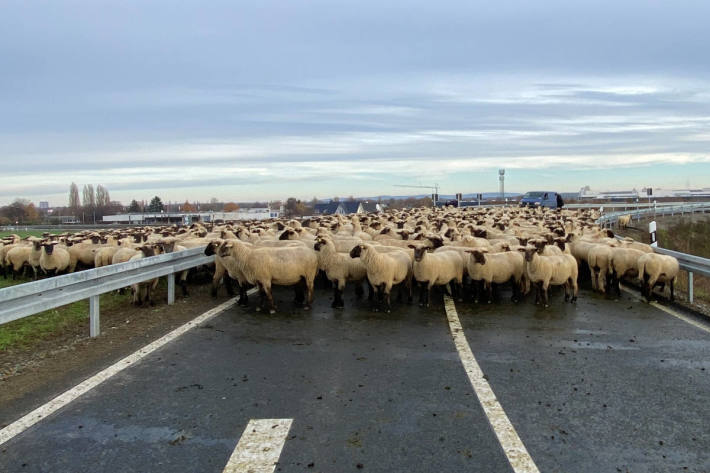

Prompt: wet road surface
xmin=1 ymin=284 xmax=709 ymax=472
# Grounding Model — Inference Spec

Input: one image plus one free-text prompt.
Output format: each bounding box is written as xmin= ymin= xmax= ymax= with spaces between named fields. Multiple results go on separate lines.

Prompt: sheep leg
xmin=332 ymin=280 xmax=345 ymax=309
xmin=417 ymin=281 xmax=426 ymax=306
xmin=425 ymin=283 xmax=433 ymax=308
xmin=534 ymin=281 xmax=542 ymax=305
xmin=354 ymin=283 xmax=364 ymax=298
xmin=542 ymin=282 xmax=550 ymax=308
xmin=486 ymin=282 xmax=493 ymax=304
xmin=147 ymin=284 xmax=155 ymax=306
xmin=370 ymin=285 xmax=380 ymax=312
xmin=407 ymin=275 xmax=413 ymax=303
xmin=670 ymin=278 xmax=675 ymax=302
xmin=384 ymin=285 xmax=393 ymax=313
xmin=511 ymin=277 xmax=520 ymax=303
xmin=293 ymin=278 xmax=305 ymax=305
xmin=256 ymin=283 xmax=265 ymax=312
xmin=238 ymin=283 xmax=249 ymax=306
xmin=304 ymin=277 xmax=315 ymax=310
xmin=455 ymin=280 xmax=464 ymax=302
xmin=367 ymin=282 xmax=375 ymax=301
xmin=265 ymin=284 xmax=277 ymax=314
xmin=180 ymin=278 xmax=189 ymax=297
xmin=571 ymin=277 xmax=578 ymax=303
xmin=211 ymin=264 xmax=225 ymax=297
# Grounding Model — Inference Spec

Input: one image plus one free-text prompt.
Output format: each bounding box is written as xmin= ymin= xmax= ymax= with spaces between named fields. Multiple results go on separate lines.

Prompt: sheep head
xmin=314 ymin=239 xmax=325 ymax=252
xmin=42 ymin=241 xmax=58 ymax=255
xmin=466 ymin=249 xmax=487 ymax=265
xmin=204 ymin=240 xmax=222 ymax=256
xmin=522 ymin=247 xmax=539 ymax=262
xmin=408 ymin=245 xmax=431 ymax=262
xmin=349 ymin=245 xmax=364 ymax=258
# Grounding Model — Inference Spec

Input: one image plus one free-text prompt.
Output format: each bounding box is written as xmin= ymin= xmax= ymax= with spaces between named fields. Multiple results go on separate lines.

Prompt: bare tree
xmin=69 ymin=182 xmax=80 ymax=217
xmin=96 ymin=185 xmax=110 ymax=208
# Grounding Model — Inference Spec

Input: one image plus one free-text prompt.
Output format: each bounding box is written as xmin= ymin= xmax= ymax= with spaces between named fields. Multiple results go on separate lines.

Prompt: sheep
xmin=5 ymin=245 xmax=32 ymax=279
xmin=408 ymin=244 xmax=464 ymax=308
xmin=28 ymin=238 xmax=44 ymax=280
xmin=465 ymin=248 xmax=526 ymax=304
xmin=586 ymin=244 xmax=616 ymax=294
xmin=607 ymin=247 xmax=646 ymax=296
xmin=218 ymin=240 xmax=318 ymax=314
xmin=204 ymin=239 xmax=241 ymax=301
xmin=94 ymin=246 xmax=122 ymax=268
xmin=618 ymin=214 xmax=632 ymax=229
xmin=637 ymin=253 xmax=679 ymax=302
xmin=521 ymin=246 xmax=578 ymax=307
xmin=112 ymin=247 xmax=141 ymax=265
xmin=349 ymin=243 xmax=412 ymax=313
xmin=129 ymin=245 xmax=162 ymax=306
xmin=159 ymin=238 xmax=190 ymax=296
xmin=39 ymin=241 xmax=71 ymax=276
xmin=314 ymin=237 xmax=368 ymax=308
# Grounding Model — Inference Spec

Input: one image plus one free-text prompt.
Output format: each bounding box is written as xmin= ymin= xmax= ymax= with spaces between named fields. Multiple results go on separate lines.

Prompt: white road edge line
xmin=223 ymin=418 xmax=293 ymax=473
xmin=620 ymin=285 xmax=710 ymax=334
xmin=443 ymin=295 xmax=540 ymax=473
xmin=0 ymin=289 xmax=257 ymax=447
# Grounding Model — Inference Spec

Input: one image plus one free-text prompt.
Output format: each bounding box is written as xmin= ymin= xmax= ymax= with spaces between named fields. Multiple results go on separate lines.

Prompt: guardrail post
xmin=167 ymin=273 xmax=175 ymax=305
xmin=90 ymin=295 xmax=100 ymax=337
xmin=688 ymin=272 xmax=694 ymax=303
xmin=649 ymin=221 xmax=657 ymax=247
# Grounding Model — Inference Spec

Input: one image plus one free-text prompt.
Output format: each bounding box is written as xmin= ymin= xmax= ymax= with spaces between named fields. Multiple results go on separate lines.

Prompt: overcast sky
xmin=2 ymin=0 xmax=709 ymax=206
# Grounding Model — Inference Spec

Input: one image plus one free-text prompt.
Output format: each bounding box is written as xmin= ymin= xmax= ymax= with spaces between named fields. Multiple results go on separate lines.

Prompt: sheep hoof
xmin=303 ymin=305 xmax=311 ymax=311
xmin=255 ymin=307 xmax=262 ymax=312
xmin=269 ymin=309 xmax=276 ymax=314
xmin=544 ymin=303 xmax=550 ymax=308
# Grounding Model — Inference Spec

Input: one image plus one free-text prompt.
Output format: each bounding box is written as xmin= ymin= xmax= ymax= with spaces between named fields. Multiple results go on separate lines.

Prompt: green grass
xmin=0 ymin=279 xmax=132 ymax=351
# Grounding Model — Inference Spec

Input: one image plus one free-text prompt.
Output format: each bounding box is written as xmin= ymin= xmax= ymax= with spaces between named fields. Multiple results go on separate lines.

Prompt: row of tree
xmin=0 ymin=199 xmax=40 ymax=225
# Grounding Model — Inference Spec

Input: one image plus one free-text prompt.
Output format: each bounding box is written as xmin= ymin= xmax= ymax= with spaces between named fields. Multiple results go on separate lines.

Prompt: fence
xmin=0 ymin=247 xmax=214 ymax=337
xmin=595 ymin=202 xmax=710 ymax=228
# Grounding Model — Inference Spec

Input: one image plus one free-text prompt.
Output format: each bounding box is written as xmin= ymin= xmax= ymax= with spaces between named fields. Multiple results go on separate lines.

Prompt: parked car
xmin=519 ymin=191 xmax=564 ymax=209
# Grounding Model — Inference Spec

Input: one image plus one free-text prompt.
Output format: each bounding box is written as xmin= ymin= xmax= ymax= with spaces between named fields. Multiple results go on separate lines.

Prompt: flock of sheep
xmin=0 ymin=205 xmax=680 ymax=313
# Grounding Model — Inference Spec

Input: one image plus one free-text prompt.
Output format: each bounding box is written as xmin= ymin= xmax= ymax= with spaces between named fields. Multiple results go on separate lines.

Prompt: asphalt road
xmin=1 ymin=282 xmax=709 ymax=473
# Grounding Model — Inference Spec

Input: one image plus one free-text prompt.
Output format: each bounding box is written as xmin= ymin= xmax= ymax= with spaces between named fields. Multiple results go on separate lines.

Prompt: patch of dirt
xmin=0 ymin=281 xmax=233 ymax=427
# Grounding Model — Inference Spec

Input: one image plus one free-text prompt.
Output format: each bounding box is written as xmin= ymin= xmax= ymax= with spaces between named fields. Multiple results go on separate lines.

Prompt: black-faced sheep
xmin=465 ymin=248 xmax=526 ymax=303
xmin=521 ymin=246 xmax=578 ymax=307
xmin=408 ymin=244 xmax=464 ymax=307
xmin=349 ymin=243 xmax=412 ymax=313
xmin=314 ymin=237 xmax=368 ymax=308
xmin=218 ymin=240 xmax=318 ymax=314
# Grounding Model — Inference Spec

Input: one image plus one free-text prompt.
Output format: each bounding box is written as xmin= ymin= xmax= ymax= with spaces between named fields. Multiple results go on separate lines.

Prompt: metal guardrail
xmin=653 ymin=247 xmax=710 ymax=278
xmin=596 ymin=202 xmax=710 ymax=228
xmin=0 ymin=246 xmax=214 ymax=337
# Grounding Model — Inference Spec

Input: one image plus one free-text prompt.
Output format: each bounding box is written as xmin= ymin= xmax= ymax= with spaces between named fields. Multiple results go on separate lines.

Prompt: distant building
xmin=39 ymin=201 xmax=49 ymax=210
xmin=102 ymin=207 xmax=280 ymax=224
xmin=312 ymin=200 xmax=382 ymax=216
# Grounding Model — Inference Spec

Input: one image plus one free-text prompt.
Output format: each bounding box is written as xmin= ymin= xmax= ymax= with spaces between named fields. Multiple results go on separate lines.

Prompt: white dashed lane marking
xmin=0 ymin=291 xmax=256 ymax=447
xmin=443 ymin=295 xmax=540 ymax=473
xmin=222 ymin=419 xmax=293 ymax=473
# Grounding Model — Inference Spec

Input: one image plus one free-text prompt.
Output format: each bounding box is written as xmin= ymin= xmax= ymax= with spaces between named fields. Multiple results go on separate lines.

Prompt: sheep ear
xmin=407 ymin=244 xmax=416 ymax=249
